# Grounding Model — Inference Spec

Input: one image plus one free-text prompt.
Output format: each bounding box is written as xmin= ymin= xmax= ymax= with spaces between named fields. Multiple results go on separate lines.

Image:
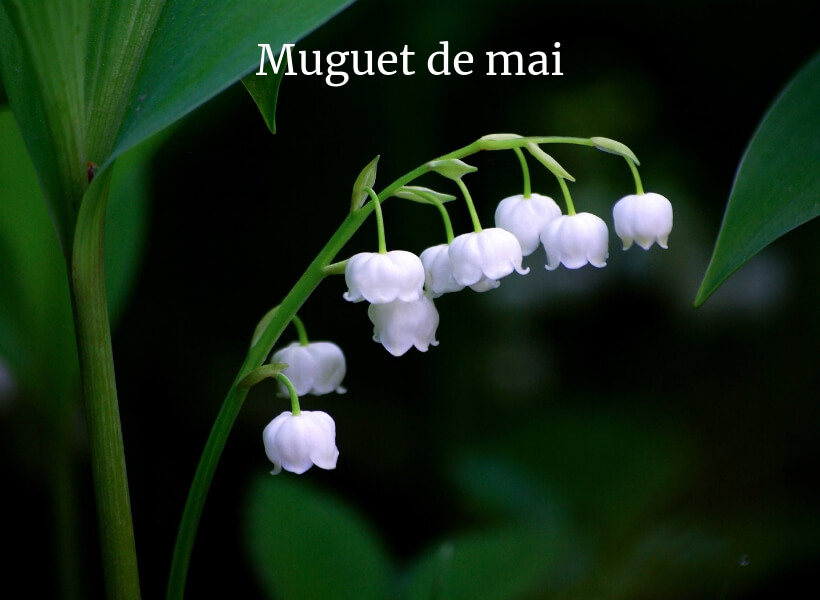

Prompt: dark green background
xmin=2 ymin=0 xmax=818 ymax=598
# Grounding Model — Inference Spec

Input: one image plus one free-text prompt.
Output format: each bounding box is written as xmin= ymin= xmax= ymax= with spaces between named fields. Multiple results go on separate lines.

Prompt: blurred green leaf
xmin=402 ymin=527 xmax=573 ymax=600
xmin=453 ymin=454 xmax=564 ymax=525
xmin=0 ymin=108 xmax=77 ymax=400
xmin=242 ymin=66 xmax=285 ymax=134
xmin=496 ymin=412 xmax=695 ymax=537
xmin=695 ymin=51 xmax=820 ymax=306
xmin=0 ymin=108 xmax=162 ymax=391
xmin=244 ymin=475 xmax=391 ymax=600
xmin=602 ymin=523 xmax=731 ymax=599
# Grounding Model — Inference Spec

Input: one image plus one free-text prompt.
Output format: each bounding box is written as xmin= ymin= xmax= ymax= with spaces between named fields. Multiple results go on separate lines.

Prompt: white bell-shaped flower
xmin=263 ymin=410 xmax=339 ymax=475
xmin=448 ymin=228 xmax=529 ymax=291
xmin=612 ymin=192 xmax=673 ymax=250
xmin=271 ymin=341 xmax=346 ymax=396
xmin=495 ymin=193 xmax=562 ymax=255
xmin=343 ymin=250 xmax=425 ymax=304
xmin=367 ymin=295 xmax=439 ymax=357
xmin=541 ymin=212 xmax=609 ymax=270
xmin=419 ymin=243 xmax=465 ymax=298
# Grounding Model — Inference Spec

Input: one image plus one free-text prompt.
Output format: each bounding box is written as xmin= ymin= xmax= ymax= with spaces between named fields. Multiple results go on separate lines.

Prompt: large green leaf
xmin=695 ymin=52 xmax=820 ymax=306
xmin=109 ymin=0 xmax=355 ymax=164
xmin=0 ymin=0 xmax=355 ymax=250
xmin=244 ymin=475 xmax=391 ymax=600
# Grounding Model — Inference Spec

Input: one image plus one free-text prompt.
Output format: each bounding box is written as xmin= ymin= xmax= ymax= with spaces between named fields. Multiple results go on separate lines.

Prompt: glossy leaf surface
xmin=695 ymin=52 xmax=820 ymax=306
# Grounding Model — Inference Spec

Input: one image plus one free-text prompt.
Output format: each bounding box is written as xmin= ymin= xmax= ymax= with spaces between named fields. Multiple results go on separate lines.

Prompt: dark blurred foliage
xmin=2 ymin=0 xmax=819 ymax=598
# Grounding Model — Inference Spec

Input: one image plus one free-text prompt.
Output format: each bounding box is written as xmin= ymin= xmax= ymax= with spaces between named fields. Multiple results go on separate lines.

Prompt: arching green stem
xmin=167 ymin=132 xmax=635 ymax=599
xmin=276 ymin=373 xmax=301 ymax=415
xmin=167 ymin=204 xmax=377 ymax=600
xmin=291 ymin=315 xmax=309 ymax=346
xmin=365 ymin=186 xmax=387 ymax=253
xmin=513 ymin=147 xmax=531 ymax=198
xmin=456 ymin=178 xmax=482 ymax=233
xmin=420 ymin=193 xmax=455 ymax=243
xmin=557 ymin=176 xmax=577 ymax=215
xmin=625 ymin=157 xmax=644 ymax=194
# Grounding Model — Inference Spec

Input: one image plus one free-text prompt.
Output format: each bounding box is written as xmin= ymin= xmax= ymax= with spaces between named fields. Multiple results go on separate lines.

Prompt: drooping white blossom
xmin=419 ymin=243 xmax=465 ymax=298
xmin=263 ymin=410 xmax=339 ymax=475
xmin=541 ymin=212 xmax=609 ymax=270
xmin=612 ymin=192 xmax=673 ymax=250
xmin=494 ymin=193 xmax=562 ymax=255
xmin=367 ymin=295 xmax=440 ymax=356
xmin=448 ymin=228 xmax=529 ymax=291
xmin=271 ymin=341 xmax=346 ymax=396
xmin=343 ymin=250 xmax=425 ymax=304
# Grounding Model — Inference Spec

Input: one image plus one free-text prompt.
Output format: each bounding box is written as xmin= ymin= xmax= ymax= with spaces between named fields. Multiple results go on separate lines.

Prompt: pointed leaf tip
xmin=242 ymin=66 xmax=285 ymax=134
xmin=694 ymin=51 xmax=820 ymax=306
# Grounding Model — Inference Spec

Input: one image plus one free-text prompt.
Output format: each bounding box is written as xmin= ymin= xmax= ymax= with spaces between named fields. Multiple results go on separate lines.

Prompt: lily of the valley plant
xmin=247 ymin=134 xmax=673 ymax=490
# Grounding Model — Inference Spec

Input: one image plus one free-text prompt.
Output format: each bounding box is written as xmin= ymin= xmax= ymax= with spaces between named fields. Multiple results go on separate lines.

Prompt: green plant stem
xmin=365 ymin=187 xmax=387 ymax=253
xmin=420 ymin=193 xmax=455 ymax=243
xmin=166 ymin=133 xmax=618 ymax=599
xmin=513 ymin=147 xmax=531 ymax=197
xmin=70 ymin=171 xmax=141 ymax=600
xmin=456 ymin=178 xmax=482 ymax=232
xmin=625 ymin=157 xmax=644 ymax=194
xmin=166 ymin=207 xmax=374 ymax=600
xmin=292 ymin=315 xmax=309 ymax=346
xmin=557 ymin=176 xmax=576 ymax=215
xmin=276 ymin=373 xmax=302 ymax=415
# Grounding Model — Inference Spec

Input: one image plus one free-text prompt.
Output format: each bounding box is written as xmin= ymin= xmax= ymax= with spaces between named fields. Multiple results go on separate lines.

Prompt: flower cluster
xmin=258 ymin=136 xmax=674 ymax=477
xmin=343 ymin=194 xmax=673 ymax=356
xmin=496 ymin=191 xmax=672 ymax=271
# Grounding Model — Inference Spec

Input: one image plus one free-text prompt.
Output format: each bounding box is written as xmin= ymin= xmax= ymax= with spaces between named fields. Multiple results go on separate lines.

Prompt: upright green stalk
xmin=70 ymin=171 xmax=141 ymax=600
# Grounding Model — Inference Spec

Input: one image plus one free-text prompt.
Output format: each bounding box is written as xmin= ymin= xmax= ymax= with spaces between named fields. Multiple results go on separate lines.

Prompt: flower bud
xmin=368 ymin=296 xmax=440 ymax=356
xmin=612 ymin=192 xmax=673 ymax=250
xmin=271 ymin=341 xmax=346 ymax=396
xmin=494 ymin=193 xmax=562 ymax=255
xmin=343 ymin=250 xmax=425 ymax=304
xmin=263 ymin=410 xmax=339 ymax=475
xmin=448 ymin=228 xmax=529 ymax=291
xmin=419 ymin=243 xmax=465 ymax=298
xmin=541 ymin=212 xmax=609 ymax=270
